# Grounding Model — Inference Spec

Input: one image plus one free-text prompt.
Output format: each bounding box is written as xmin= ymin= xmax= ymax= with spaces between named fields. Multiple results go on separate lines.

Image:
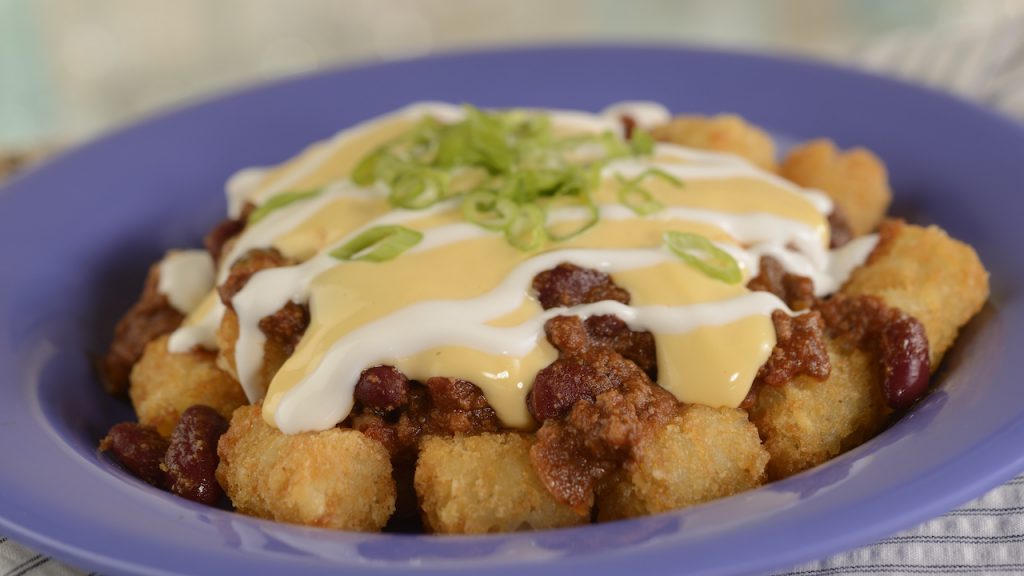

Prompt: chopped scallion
xmin=248 ymin=189 xmax=321 ymax=224
xmin=663 ymin=231 xmax=742 ymax=284
xmin=329 ymin=225 xmax=423 ymax=262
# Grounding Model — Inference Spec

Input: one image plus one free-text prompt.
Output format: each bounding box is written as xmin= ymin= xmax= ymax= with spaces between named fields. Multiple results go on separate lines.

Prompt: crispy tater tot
xmin=215 ymin=307 xmax=295 ymax=399
xmin=749 ymin=341 xmax=889 ymax=480
xmin=751 ymin=220 xmax=989 ymax=479
xmin=843 ymin=220 xmax=989 ymax=368
xmin=596 ymin=405 xmax=768 ymax=521
xmin=129 ymin=334 xmax=246 ymax=437
xmin=780 ymin=139 xmax=891 ymax=237
xmin=651 ymin=114 xmax=777 ymax=171
xmin=217 ymin=404 xmax=395 ymax=531
xmin=415 ymin=433 xmax=585 ymax=534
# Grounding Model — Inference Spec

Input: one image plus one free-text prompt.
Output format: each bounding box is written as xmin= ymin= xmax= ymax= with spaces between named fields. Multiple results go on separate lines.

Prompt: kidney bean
xmin=880 ymin=316 xmax=931 ymax=409
xmin=100 ymin=423 xmax=169 ymax=487
xmin=164 ymin=405 xmax=229 ymax=505
xmin=354 ymin=365 xmax=411 ymax=412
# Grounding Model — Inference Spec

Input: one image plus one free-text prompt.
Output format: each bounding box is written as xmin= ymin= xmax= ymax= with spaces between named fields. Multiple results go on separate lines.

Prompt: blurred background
xmin=2 ymin=0 xmax=1024 ymax=153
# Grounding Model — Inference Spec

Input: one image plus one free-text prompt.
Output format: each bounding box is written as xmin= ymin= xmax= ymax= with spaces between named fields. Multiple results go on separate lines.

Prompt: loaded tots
xmin=98 ymin=101 xmax=989 ymax=533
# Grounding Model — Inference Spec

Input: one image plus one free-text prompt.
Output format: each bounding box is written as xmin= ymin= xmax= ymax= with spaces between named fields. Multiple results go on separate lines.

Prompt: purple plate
xmin=1 ymin=45 xmax=1022 ymax=576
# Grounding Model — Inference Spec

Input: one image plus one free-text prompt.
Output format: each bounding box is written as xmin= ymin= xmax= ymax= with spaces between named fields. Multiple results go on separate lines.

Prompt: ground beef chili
xmin=220 ymin=248 xmax=310 ymax=355
xmin=99 ymin=264 xmax=185 ymax=394
xmin=349 ymin=369 xmax=501 ymax=532
xmin=816 ymin=294 xmax=930 ymax=409
xmin=532 ymin=262 xmax=657 ymax=379
xmin=532 ymin=262 xmax=631 ymax=309
xmin=828 ymin=207 xmax=854 ymax=249
xmin=204 ymin=202 xmax=253 ymax=265
xmin=746 ymin=256 xmax=817 ymax=311
xmin=525 ymin=264 xmax=677 ymax=511
xmin=754 ymin=310 xmax=831 ymax=387
xmin=529 ymin=315 xmax=676 ymax=512
xmin=350 ymin=369 xmax=501 ymax=461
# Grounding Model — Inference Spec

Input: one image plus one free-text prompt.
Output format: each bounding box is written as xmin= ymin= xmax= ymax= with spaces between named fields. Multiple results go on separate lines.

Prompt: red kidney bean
xmin=880 ymin=316 xmax=931 ymax=409
xmin=354 ymin=365 xmax=411 ymax=412
xmin=164 ymin=405 xmax=229 ymax=505
xmin=100 ymin=423 xmax=169 ymax=488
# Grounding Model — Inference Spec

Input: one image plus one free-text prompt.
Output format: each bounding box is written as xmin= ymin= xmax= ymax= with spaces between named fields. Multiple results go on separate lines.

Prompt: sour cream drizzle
xmin=166 ymin=101 xmax=877 ymax=434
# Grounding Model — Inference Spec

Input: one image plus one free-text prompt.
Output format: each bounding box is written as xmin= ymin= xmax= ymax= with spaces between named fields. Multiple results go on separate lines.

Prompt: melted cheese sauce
xmin=167 ymin=102 xmax=877 ymax=434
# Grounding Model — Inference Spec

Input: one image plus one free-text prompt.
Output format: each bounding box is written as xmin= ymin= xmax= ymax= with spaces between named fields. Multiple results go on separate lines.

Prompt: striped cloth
xmin=3 ymin=13 xmax=1024 ymax=576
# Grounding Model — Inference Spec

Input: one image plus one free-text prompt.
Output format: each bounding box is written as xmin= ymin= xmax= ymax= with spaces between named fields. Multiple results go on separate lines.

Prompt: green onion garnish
xmin=616 ymin=168 xmax=684 ymax=216
xmin=505 ymin=204 xmax=547 ymax=251
xmin=663 ymin=230 xmax=742 ymax=284
xmin=630 ymin=128 xmax=655 ymax=155
xmin=248 ymin=190 xmax=321 ymax=224
xmin=352 ymin=104 xmax=658 ymax=251
xmin=461 ymin=191 xmax=519 ymax=231
xmin=329 ymin=225 xmax=424 ymax=262
xmin=545 ymin=196 xmax=600 ymax=242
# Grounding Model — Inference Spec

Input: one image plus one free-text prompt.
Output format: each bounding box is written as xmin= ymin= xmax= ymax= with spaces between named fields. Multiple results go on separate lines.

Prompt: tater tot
xmin=751 ymin=220 xmax=988 ymax=479
xmin=415 ymin=433 xmax=585 ymax=534
xmin=651 ymin=114 xmax=777 ymax=171
xmin=780 ymin=139 xmax=891 ymax=236
xmin=596 ymin=405 xmax=768 ymax=521
xmin=129 ymin=334 xmax=246 ymax=437
xmin=843 ymin=220 xmax=989 ymax=368
xmin=217 ymin=404 xmax=395 ymax=531
xmin=215 ymin=307 xmax=292 ymax=399
xmin=748 ymin=341 xmax=889 ymax=480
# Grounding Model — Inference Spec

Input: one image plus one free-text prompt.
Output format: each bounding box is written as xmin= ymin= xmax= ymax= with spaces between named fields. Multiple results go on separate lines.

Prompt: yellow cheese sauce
xmin=170 ymin=102 xmax=845 ymax=434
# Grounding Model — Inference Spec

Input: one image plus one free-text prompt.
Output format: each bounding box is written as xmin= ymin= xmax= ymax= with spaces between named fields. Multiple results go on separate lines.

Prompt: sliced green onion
xmin=634 ymin=167 xmax=683 ymax=187
xmin=389 ymin=168 xmax=448 ymax=209
xmin=352 ymin=148 xmax=384 ymax=186
xmin=615 ymin=168 xmax=684 ymax=216
xmin=616 ymin=174 xmax=663 ymax=216
xmin=545 ymin=198 xmax=599 ymax=242
xmin=505 ymin=204 xmax=547 ymax=251
xmin=347 ymin=106 xmax=666 ymax=250
xmin=248 ymin=189 xmax=321 ymax=224
xmin=663 ymin=231 xmax=742 ymax=284
xmin=462 ymin=191 xmax=519 ymax=231
xmin=329 ymin=225 xmax=423 ymax=262
xmin=630 ymin=128 xmax=655 ymax=155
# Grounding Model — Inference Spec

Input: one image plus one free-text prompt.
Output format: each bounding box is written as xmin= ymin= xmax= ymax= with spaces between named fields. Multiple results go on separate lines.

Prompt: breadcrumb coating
xmin=216 ymin=404 xmax=395 ymax=531
xmin=749 ymin=341 xmax=889 ymax=480
xmin=843 ymin=220 xmax=989 ymax=368
xmin=651 ymin=114 xmax=777 ymax=171
xmin=596 ymin=405 xmax=768 ymax=520
xmin=129 ymin=334 xmax=246 ymax=437
xmin=780 ymin=139 xmax=891 ymax=236
xmin=415 ymin=433 xmax=585 ymax=534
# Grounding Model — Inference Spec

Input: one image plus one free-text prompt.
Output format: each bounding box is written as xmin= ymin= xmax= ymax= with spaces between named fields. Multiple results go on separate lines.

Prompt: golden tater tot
xmin=217 ymin=404 xmax=395 ymax=531
xmin=843 ymin=220 xmax=989 ymax=368
xmin=749 ymin=342 xmax=888 ymax=480
xmin=415 ymin=433 xmax=585 ymax=534
xmin=129 ymin=334 xmax=246 ymax=437
xmin=215 ymin=307 xmax=292 ymax=399
xmin=751 ymin=220 xmax=989 ymax=480
xmin=780 ymin=139 xmax=891 ymax=236
xmin=651 ymin=114 xmax=777 ymax=171
xmin=597 ymin=405 xmax=768 ymax=521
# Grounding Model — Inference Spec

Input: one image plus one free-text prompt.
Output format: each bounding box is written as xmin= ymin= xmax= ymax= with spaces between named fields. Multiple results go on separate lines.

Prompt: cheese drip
xmin=167 ymin=102 xmax=873 ymax=434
